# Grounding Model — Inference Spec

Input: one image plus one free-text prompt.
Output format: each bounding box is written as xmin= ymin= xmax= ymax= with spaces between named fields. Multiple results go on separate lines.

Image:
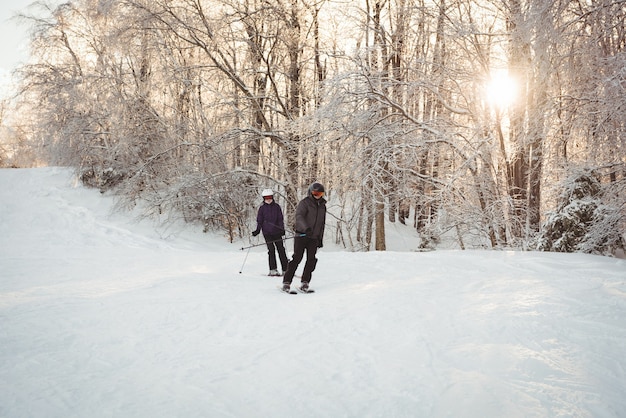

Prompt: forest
xmin=0 ymin=0 xmax=624 ymax=254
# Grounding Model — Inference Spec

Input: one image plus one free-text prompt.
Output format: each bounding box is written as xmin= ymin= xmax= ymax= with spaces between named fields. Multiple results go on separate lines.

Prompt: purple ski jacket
xmin=254 ymin=201 xmax=286 ymax=236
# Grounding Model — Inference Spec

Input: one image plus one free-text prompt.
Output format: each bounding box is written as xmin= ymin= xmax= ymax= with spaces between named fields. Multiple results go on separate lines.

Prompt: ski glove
xmin=279 ymin=229 xmax=285 ymax=236
xmin=252 ymin=230 xmax=260 ymax=237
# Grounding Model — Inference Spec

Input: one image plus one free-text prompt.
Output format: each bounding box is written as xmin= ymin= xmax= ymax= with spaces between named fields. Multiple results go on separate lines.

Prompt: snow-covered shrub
xmin=80 ymin=166 xmax=127 ymax=192
xmin=577 ymin=203 xmax=623 ymax=254
xmin=538 ymin=169 xmax=624 ymax=255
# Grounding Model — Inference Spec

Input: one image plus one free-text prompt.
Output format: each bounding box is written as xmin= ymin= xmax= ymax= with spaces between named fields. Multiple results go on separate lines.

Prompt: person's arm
xmin=294 ymin=200 xmax=309 ymax=234
xmin=252 ymin=206 xmax=263 ymax=236
xmin=277 ymin=205 xmax=286 ymax=235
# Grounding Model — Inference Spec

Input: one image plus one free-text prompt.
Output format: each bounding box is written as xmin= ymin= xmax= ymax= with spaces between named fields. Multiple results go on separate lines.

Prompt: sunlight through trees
xmin=2 ymin=0 xmax=624 ymax=255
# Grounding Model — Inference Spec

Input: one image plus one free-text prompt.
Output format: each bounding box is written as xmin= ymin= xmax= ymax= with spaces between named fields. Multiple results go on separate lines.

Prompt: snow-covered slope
xmin=1 ymin=167 xmax=625 ymax=417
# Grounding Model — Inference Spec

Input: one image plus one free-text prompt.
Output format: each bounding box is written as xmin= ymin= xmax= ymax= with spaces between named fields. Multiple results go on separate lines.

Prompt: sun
xmin=485 ymin=70 xmax=517 ymax=109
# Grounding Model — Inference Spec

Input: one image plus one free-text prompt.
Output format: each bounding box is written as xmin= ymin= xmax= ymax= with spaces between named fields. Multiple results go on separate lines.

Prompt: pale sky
xmin=0 ymin=1 xmax=39 ymax=74
xmin=0 ymin=0 xmax=62 ymax=97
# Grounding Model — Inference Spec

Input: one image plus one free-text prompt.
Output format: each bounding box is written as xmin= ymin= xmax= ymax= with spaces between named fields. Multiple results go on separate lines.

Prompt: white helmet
xmin=261 ymin=188 xmax=274 ymax=197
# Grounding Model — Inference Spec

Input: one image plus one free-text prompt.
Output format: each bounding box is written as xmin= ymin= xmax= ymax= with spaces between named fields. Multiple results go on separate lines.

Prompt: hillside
xmin=1 ymin=167 xmax=625 ymax=418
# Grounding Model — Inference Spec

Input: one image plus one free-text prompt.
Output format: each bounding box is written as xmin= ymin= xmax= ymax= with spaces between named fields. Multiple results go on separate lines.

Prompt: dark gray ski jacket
xmin=294 ymin=195 xmax=326 ymax=244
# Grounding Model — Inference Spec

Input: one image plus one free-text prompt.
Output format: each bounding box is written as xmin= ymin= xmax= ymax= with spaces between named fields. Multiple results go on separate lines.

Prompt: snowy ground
xmin=1 ymin=167 xmax=625 ymax=418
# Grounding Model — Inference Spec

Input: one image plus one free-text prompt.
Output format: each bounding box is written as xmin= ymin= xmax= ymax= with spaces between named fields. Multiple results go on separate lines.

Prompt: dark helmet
xmin=308 ymin=182 xmax=325 ymax=196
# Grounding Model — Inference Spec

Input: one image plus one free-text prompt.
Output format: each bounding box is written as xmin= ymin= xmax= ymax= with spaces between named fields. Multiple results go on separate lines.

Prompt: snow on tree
xmin=5 ymin=0 xmax=625 ymax=253
xmin=538 ymin=169 xmax=624 ymax=255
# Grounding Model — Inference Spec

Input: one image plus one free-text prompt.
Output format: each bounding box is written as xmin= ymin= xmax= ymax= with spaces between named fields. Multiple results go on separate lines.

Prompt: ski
xmin=277 ymin=285 xmax=297 ymax=295
xmin=263 ymin=273 xmax=299 ymax=278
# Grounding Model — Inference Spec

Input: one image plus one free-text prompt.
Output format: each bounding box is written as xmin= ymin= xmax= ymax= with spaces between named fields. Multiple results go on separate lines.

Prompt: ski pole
xmin=239 ymin=246 xmax=251 ymax=274
xmin=240 ymin=234 xmax=306 ymax=251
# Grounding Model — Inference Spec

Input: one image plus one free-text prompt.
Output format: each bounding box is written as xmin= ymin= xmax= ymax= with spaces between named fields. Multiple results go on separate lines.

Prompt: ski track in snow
xmin=1 ymin=167 xmax=625 ymax=418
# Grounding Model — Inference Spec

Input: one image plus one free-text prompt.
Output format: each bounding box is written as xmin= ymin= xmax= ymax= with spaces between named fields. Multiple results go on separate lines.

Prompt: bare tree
xmin=9 ymin=0 xmax=623 ymax=251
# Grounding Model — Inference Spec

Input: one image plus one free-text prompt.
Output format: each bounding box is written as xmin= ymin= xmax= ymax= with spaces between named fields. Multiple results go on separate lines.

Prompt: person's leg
xmin=283 ymin=237 xmax=306 ymax=285
xmin=266 ymin=239 xmax=278 ymax=271
xmin=300 ymin=240 xmax=318 ymax=284
xmin=275 ymin=239 xmax=289 ymax=272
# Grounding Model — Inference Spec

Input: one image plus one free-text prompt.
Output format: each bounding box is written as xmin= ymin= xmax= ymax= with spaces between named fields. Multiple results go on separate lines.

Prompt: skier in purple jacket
xmin=252 ymin=189 xmax=289 ymax=276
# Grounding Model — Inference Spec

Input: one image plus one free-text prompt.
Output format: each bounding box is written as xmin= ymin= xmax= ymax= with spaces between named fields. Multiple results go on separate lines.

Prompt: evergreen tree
xmin=538 ymin=170 xmax=623 ymax=255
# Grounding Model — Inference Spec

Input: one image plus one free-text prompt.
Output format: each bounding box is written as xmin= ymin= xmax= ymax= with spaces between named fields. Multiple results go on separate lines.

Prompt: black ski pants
xmin=264 ymin=234 xmax=289 ymax=271
xmin=283 ymin=236 xmax=319 ymax=284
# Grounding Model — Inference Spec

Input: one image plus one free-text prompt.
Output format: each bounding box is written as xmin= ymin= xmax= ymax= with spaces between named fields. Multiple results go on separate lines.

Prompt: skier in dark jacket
xmin=252 ymin=189 xmax=289 ymax=276
xmin=282 ymin=182 xmax=326 ymax=292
